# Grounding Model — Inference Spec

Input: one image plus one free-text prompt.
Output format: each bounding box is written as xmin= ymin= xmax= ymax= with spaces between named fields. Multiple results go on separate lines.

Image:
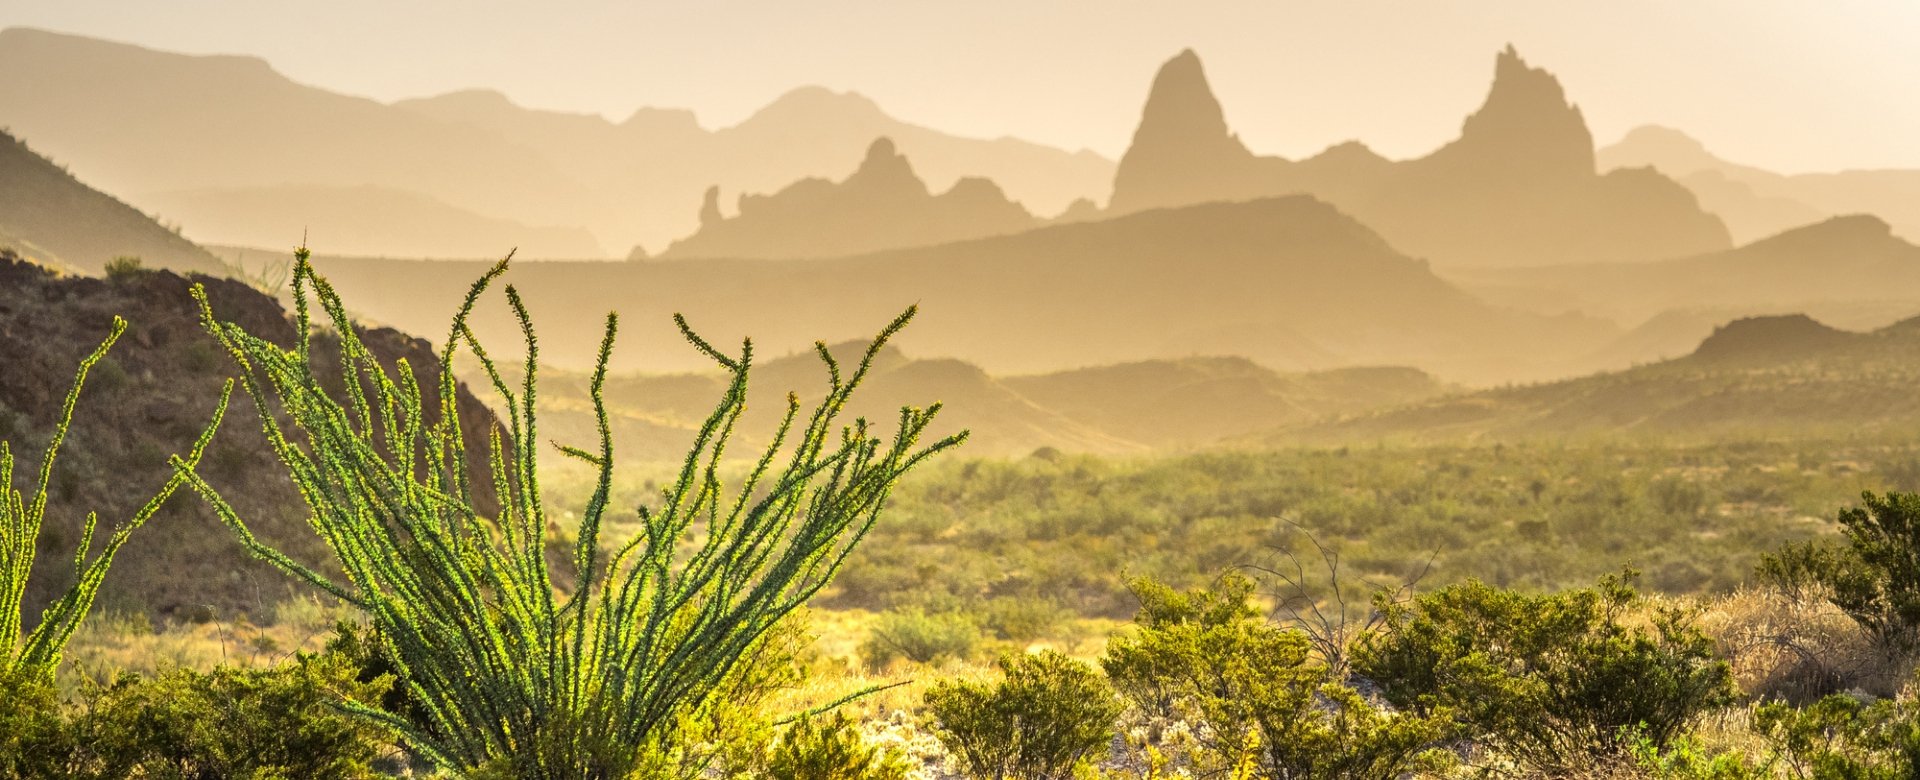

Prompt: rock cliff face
xmin=1106 ymin=47 xmax=1732 ymax=267
xmin=660 ymin=138 xmax=1038 ymax=259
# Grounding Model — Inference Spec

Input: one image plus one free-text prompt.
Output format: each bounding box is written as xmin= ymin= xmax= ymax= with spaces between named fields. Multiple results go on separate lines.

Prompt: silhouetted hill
xmin=1601 ymin=125 xmax=1920 ymax=244
xmin=0 ymin=130 xmax=227 ymax=275
xmin=520 ymin=346 xmax=1444 ymax=458
xmin=0 ymin=27 xmax=605 ymax=256
xmin=1003 ymin=358 xmax=1446 ymax=448
xmin=1454 ymin=216 xmax=1920 ymax=335
xmin=1263 ymin=314 xmax=1920 ymax=444
xmin=1106 ymin=47 xmax=1731 ymax=268
xmin=0 ymin=254 xmax=499 ymax=621
xmin=139 ymin=184 xmax=607 ymax=259
xmin=304 ymin=195 xmax=1615 ymax=385
xmin=0 ymin=28 xmax=1110 ymax=256
xmin=659 ymin=138 xmax=1038 ymax=259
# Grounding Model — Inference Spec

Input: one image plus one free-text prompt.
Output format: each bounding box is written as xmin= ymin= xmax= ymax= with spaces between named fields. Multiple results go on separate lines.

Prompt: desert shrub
xmin=1352 ymin=572 xmax=1737 ymax=774
xmin=1104 ymin=574 xmax=1448 ymax=780
xmin=925 ymin=650 xmax=1122 ymax=780
xmin=1761 ymin=491 xmax=1920 ymax=654
xmin=980 ymin=595 xmax=1066 ymax=643
xmin=67 ymin=651 xmax=394 ymax=779
xmin=178 ymin=252 xmax=961 ymax=777
xmin=104 ymin=255 xmax=143 ymax=279
xmin=1703 ymin=587 xmax=1905 ymax=702
xmin=1755 ymin=694 xmax=1920 ymax=779
xmin=860 ymin=608 xmax=981 ymax=668
xmin=2 ymin=317 xmax=226 ymax=684
xmin=0 ymin=668 xmax=74 ymax=779
xmin=761 ymin=712 xmax=912 ymax=780
xmin=1622 ymin=729 xmax=1772 ymax=780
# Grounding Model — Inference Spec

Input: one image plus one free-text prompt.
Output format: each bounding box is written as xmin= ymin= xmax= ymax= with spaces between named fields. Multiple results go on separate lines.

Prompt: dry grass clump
xmin=1701 ymin=586 xmax=1914 ymax=702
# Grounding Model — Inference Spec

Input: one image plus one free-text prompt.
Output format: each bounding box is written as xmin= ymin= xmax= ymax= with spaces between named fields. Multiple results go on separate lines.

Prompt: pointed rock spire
xmin=1441 ymin=45 xmax=1595 ymax=179
xmin=1109 ymin=49 xmax=1262 ymax=214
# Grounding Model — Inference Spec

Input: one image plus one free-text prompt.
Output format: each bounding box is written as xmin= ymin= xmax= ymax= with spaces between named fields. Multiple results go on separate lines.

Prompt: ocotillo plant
xmin=177 ymin=250 xmax=964 ymax=778
xmin=1 ymin=317 xmax=228 ymax=683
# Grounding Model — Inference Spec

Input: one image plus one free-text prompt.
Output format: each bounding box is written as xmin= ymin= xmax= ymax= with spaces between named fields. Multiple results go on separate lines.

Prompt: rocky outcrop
xmin=1104 ymin=47 xmax=1732 ymax=267
xmin=660 ymin=138 xmax=1039 ymax=259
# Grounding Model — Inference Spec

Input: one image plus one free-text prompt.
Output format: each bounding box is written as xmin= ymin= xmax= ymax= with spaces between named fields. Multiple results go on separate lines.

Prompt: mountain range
xmin=1449 ymin=215 xmax=1920 ymax=367
xmin=1262 ymin=313 xmax=1920 ymax=445
xmin=1599 ymin=124 xmax=1920 ymax=246
xmin=304 ymin=195 xmax=1616 ymax=384
xmin=0 ymin=27 xmax=1112 ymax=257
xmin=0 ymin=130 xmax=228 ymax=276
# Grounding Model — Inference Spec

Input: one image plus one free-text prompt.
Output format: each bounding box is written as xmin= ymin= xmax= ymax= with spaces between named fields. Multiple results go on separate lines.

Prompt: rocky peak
xmin=844 ymin=137 xmax=927 ymax=197
xmin=1109 ymin=49 xmax=1260 ymax=214
xmin=1445 ymin=45 xmax=1596 ymax=180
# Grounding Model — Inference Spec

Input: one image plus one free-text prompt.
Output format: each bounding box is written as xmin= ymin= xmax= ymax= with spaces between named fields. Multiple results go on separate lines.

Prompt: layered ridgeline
xmin=0 ymin=254 xmax=501 ymax=621
xmin=309 ymin=196 xmax=1617 ymax=385
xmin=1601 ymin=125 xmax=1920 ymax=245
xmin=0 ymin=27 xmax=1111 ymax=257
xmin=1452 ymin=215 xmax=1920 ymax=368
xmin=0 ymin=131 xmax=227 ymax=276
xmin=1263 ymin=313 xmax=1920 ymax=445
xmin=1105 ymin=47 xmax=1730 ymax=268
xmin=658 ymin=138 xmax=1039 ymax=260
xmin=516 ymin=346 xmax=1448 ymax=460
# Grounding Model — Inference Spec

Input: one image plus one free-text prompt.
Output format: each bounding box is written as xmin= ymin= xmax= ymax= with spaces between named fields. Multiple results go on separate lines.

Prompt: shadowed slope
xmin=0 ymin=130 xmax=227 ymax=276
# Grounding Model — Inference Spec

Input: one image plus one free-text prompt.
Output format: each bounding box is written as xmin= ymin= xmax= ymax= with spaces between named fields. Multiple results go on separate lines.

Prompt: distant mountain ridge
xmin=1105 ymin=47 xmax=1731 ymax=268
xmin=304 ymin=195 xmax=1616 ymax=385
xmin=0 ymin=130 xmax=227 ymax=275
xmin=659 ymin=138 xmax=1039 ymax=260
xmin=0 ymin=27 xmax=1111 ymax=256
xmin=517 ymin=345 xmax=1449 ymax=459
xmin=1599 ymin=124 xmax=1920 ymax=245
xmin=1262 ymin=313 xmax=1920 ymax=445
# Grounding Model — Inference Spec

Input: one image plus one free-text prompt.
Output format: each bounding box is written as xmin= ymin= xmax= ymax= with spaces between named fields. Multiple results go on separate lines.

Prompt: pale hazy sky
xmin=5 ymin=1 xmax=1918 ymax=173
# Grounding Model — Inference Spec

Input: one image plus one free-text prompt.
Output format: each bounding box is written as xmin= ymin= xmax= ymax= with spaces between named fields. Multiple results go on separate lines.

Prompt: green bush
xmin=1352 ymin=572 xmax=1737 ymax=774
xmin=67 ymin=651 xmax=394 ymax=779
xmin=1755 ymin=694 xmax=1920 ymax=779
xmin=1103 ymin=575 xmax=1448 ymax=780
xmin=925 ymin=650 xmax=1122 ymax=780
xmin=860 ymin=608 xmax=982 ymax=668
xmin=1762 ymin=491 xmax=1920 ymax=653
xmin=1625 ymin=729 xmax=1772 ymax=780
xmin=763 ymin=712 xmax=911 ymax=780
xmin=104 ymin=255 xmax=143 ymax=279
xmin=0 ymin=668 xmax=73 ymax=779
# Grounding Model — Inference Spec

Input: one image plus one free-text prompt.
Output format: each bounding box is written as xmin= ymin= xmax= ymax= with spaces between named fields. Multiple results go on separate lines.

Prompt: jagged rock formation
xmin=1106 ymin=46 xmax=1732 ymax=267
xmin=0 ymin=130 xmax=228 ymax=275
xmin=659 ymin=138 xmax=1039 ymax=259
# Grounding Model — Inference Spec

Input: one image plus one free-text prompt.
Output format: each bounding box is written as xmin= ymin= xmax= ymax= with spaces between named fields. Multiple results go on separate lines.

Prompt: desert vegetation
xmin=0 ymin=255 xmax=1916 ymax=779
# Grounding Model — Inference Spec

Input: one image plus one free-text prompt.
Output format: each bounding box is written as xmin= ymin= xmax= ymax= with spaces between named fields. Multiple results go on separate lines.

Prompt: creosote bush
xmin=1353 ymin=571 xmax=1737 ymax=775
xmin=1762 ymin=491 xmax=1920 ymax=655
xmin=762 ymin=712 xmax=912 ymax=780
xmin=1103 ymin=574 xmax=1449 ymax=780
xmin=925 ymin=650 xmax=1123 ymax=780
xmin=177 ymin=251 xmax=962 ymax=778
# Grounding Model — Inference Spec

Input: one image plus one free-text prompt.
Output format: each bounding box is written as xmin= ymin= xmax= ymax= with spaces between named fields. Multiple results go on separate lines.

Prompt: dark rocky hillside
xmin=0 ymin=253 xmax=498 ymax=622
